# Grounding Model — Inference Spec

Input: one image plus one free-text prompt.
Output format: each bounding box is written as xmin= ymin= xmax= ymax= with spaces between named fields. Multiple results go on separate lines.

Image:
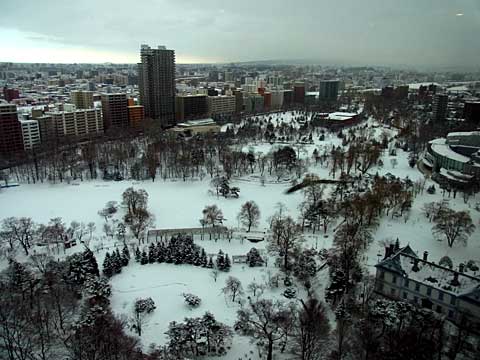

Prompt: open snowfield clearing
xmin=109 ymin=262 xmax=304 ymax=358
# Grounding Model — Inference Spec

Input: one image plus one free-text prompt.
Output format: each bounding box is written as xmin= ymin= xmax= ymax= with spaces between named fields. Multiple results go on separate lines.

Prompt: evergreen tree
xmin=200 ymin=249 xmax=208 ymax=267
xmin=81 ymin=248 xmax=100 ymax=277
xmin=216 ymin=250 xmax=225 ymax=270
xmin=140 ymin=250 xmax=148 ymax=265
xmin=121 ymin=245 xmax=130 ymax=266
xmin=156 ymin=243 xmax=165 ymax=263
xmin=224 ymin=254 xmax=231 ymax=272
xmin=246 ymin=247 xmax=264 ymax=267
xmin=148 ymin=243 xmax=156 ymax=263
xmin=135 ymin=247 xmax=141 ymax=263
xmin=103 ymin=252 xmax=113 ymax=277
xmin=111 ymin=250 xmax=122 ymax=274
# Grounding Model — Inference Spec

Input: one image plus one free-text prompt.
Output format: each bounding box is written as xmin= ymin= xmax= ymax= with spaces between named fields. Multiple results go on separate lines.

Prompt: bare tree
xmin=294 ymin=298 xmax=331 ymax=360
xmin=124 ymin=208 xmax=154 ymax=243
xmin=433 ymin=209 xmax=476 ymax=247
xmin=202 ymin=205 xmax=224 ymax=228
xmin=235 ymin=299 xmax=293 ymax=360
xmin=122 ymin=187 xmax=148 ymax=217
xmin=0 ymin=217 xmax=36 ymax=255
xmin=268 ymin=216 xmax=303 ymax=270
xmin=238 ymin=201 xmax=261 ymax=232
xmin=222 ymin=276 xmax=243 ymax=302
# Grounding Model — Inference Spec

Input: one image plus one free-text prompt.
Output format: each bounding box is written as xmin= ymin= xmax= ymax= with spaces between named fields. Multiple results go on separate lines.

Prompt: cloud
xmin=0 ymin=0 xmax=479 ymax=66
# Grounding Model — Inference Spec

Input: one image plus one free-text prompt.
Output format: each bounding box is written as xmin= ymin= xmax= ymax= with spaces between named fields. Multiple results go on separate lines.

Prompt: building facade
xmin=138 ymin=44 xmax=176 ymax=127
xmin=175 ymin=94 xmax=207 ymax=121
xmin=128 ymin=105 xmax=145 ymax=128
xmin=0 ymin=104 xmax=24 ymax=155
xmin=101 ymin=93 xmax=128 ymax=130
xmin=207 ymin=95 xmax=236 ymax=116
xmin=71 ymin=90 xmax=94 ymax=109
xmin=45 ymin=108 xmax=104 ymax=139
xmin=19 ymin=119 xmax=41 ymax=150
xmin=432 ymin=94 xmax=448 ymax=121
xmin=375 ymin=244 xmax=480 ymax=336
xmin=319 ymin=80 xmax=340 ymax=100
xmin=464 ymin=101 xmax=480 ymax=124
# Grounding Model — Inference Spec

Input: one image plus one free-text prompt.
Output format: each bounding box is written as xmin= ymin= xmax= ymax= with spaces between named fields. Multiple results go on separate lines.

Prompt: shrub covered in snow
xmin=183 ymin=293 xmax=201 ymax=308
xmin=246 ymin=247 xmax=264 ymax=267
xmin=134 ymin=297 xmax=156 ymax=314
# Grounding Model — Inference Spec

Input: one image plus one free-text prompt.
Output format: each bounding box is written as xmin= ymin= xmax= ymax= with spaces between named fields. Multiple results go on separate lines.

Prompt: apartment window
xmin=427 ymin=287 xmax=432 ymax=296
xmin=415 ymin=283 xmax=420 ymax=292
xmin=448 ymin=310 xmax=455 ymax=318
xmin=414 ymin=296 xmax=419 ymax=304
xmin=404 ymin=278 xmax=409 ymax=288
xmin=378 ymin=283 xmax=384 ymax=292
xmin=438 ymin=292 xmax=444 ymax=301
xmin=379 ymin=271 xmax=385 ymax=280
xmin=450 ymin=296 xmax=456 ymax=305
xmin=403 ymin=292 xmax=408 ymax=299
xmin=390 ymin=288 xmax=396 ymax=297
xmin=392 ymin=276 xmax=397 ymax=284
xmin=435 ymin=305 xmax=442 ymax=314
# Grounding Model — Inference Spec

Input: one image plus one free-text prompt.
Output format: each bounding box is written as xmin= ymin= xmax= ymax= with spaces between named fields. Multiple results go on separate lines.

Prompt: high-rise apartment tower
xmin=138 ymin=44 xmax=176 ymax=127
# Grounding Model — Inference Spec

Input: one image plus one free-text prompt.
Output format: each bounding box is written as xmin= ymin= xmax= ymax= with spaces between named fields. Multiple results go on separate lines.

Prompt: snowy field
xmin=1 ymin=113 xmax=480 ymax=357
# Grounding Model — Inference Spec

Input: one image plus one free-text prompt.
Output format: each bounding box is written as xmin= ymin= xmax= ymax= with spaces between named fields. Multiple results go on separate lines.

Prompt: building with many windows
xmin=138 ymin=44 xmax=176 ymax=126
xmin=71 ymin=90 xmax=94 ymax=109
xmin=0 ymin=104 xmax=24 ymax=155
xmin=207 ymin=95 xmax=236 ymax=116
xmin=175 ymin=94 xmax=207 ymax=121
xmin=44 ymin=108 xmax=104 ymax=139
xmin=101 ymin=93 xmax=128 ymax=130
xmin=19 ymin=119 xmax=41 ymax=150
xmin=319 ymin=80 xmax=340 ymax=101
xmin=432 ymin=93 xmax=449 ymax=121
xmin=375 ymin=243 xmax=480 ymax=332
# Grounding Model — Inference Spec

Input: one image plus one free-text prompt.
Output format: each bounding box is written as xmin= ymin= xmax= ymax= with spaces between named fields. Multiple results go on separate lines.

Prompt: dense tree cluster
xmin=0 ymin=252 xmax=152 ymax=360
xmin=165 ymin=312 xmax=232 ymax=358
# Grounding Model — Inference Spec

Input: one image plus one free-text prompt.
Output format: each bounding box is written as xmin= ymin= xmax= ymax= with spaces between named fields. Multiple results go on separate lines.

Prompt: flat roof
xmin=429 ymin=138 xmax=471 ymax=163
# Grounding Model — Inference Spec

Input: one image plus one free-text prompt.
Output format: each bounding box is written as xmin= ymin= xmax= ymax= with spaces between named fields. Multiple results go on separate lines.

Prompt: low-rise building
xmin=169 ymin=118 xmax=220 ymax=136
xmin=375 ymin=243 xmax=480 ymax=332
xmin=423 ymin=131 xmax=480 ymax=186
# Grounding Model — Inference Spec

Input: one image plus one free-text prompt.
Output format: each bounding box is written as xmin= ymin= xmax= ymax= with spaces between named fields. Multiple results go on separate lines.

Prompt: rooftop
xmin=377 ymin=246 xmax=480 ymax=297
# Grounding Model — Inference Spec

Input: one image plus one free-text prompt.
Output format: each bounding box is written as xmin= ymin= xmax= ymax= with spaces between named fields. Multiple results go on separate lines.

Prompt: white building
xmin=19 ymin=119 xmax=41 ymax=150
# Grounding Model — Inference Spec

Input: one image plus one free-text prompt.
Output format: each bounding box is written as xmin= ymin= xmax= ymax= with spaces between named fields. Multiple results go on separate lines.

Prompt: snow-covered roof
xmin=429 ymin=138 xmax=471 ymax=163
xmin=377 ymin=247 xmax=480 ymax=296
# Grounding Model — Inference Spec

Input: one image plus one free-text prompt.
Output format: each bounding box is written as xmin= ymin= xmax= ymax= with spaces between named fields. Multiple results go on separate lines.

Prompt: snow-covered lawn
xmin=109 ymin=262 xmax=294 ymax=358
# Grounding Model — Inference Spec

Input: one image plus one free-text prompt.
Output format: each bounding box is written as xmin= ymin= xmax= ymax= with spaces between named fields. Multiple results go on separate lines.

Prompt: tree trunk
xmin=267 ymin=338 xmax=274 ymax=360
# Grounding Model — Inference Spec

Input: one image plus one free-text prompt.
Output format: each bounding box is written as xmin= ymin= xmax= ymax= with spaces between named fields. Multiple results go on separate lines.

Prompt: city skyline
xmin=0 ymin=0 xmax=479 ymax=67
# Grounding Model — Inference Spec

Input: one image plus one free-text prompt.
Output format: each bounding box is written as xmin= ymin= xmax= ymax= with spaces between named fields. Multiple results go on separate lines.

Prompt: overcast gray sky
xmin=0 ymin=0 xmax=479 ymax=66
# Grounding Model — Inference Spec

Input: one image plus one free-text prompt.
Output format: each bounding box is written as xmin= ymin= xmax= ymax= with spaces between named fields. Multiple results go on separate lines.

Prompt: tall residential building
xmin=71 ymin=90 xmax=94 ymax=109
xmin=207 ymin=95 xmax=236 ymax=116
xmin=45 ymin=109 xmax=104 ymax=139
xmin=19 ymin=119 xmax=41 ymax=150
xmin=175 ymin=94 xmax=208 ymax=121
xmin=0 ymin=104 xmax=24 ymax=155
xmin=138 ymin=44 xmax=176 ymax=127
xmin=319 ymin=80 xmax=340 ymax=100
xmin=101 ymin=93 xmax=128 ymax=130
xmin=432 ymin=94 xmax=448 ymax=122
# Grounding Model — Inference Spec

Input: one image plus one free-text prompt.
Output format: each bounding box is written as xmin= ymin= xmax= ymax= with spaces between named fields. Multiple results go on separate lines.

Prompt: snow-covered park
xmin=1 ymin=111 xmax=479 ymax=359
